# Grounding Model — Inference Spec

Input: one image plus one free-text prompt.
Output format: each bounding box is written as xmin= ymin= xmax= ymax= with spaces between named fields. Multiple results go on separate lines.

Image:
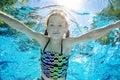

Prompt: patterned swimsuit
xmin=41 ymin=39 xmax=69 ymax=80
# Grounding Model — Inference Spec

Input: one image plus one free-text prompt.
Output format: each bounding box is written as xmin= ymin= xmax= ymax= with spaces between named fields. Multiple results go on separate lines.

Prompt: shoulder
xmin=37 ymin=36 xmax=50 ymax=49
xmin=63 ymin=38 xmax=71 ymax=46
xmin=62 ymin=38 xmax=73 ymax=56
xmin=63 ymin=37 xmax=77 ymax=46
xmin=64 ymin=36 xmax=85 ymax=45
xmin=32 ymin=32 xmax=49 ymax=47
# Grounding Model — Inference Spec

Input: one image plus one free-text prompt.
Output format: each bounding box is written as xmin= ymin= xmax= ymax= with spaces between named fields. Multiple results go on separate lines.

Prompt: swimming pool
xmin=0 ymin=0 xmax=120 ymax=80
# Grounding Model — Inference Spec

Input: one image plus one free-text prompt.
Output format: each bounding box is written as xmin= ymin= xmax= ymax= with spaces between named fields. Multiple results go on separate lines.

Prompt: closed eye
xmin=50 ymin=24 xmax=54 ymax=27
xmin=58 ymin=25 xmax=62 ymax=27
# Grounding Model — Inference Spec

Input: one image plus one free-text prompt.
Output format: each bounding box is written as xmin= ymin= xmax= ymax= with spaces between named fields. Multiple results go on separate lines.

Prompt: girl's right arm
xmin=0 ymin=11 xmax=46 ymax=45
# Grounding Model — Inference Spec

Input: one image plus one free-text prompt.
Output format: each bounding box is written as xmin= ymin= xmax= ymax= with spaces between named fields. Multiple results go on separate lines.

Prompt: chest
xmin=45 ymin=44 xmax=71 ymax=56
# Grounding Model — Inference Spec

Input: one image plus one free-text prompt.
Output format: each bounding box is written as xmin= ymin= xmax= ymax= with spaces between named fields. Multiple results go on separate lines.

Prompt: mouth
xmin=52 ymin=32 xmax=59 ymax=34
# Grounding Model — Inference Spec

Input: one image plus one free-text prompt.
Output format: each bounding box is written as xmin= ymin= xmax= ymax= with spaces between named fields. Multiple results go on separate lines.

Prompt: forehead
xmin=49 ymin=14 xmax=66 ymax=23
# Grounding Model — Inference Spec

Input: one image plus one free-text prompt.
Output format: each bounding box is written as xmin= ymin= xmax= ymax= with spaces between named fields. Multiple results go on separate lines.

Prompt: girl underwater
xmin=0 ymin=10 xmax=120 ymax=80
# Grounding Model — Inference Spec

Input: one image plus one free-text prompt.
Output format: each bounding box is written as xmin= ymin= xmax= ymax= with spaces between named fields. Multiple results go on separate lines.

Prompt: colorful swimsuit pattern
xmin=41 ymin=39 xmax=69 ymax=80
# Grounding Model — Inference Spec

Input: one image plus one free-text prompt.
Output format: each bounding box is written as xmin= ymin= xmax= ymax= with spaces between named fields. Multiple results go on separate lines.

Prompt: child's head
xmin=45 ymin=10 xmax=69 ymax=39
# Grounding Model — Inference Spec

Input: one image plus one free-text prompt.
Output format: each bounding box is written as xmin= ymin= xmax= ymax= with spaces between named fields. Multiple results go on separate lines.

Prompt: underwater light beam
xmin=56 ymin=0 xmax=83 ymax=11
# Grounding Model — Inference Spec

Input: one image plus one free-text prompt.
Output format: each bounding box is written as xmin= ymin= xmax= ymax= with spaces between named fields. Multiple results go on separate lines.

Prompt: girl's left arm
xmin=68 ymin=20 xmax=120 ymax=44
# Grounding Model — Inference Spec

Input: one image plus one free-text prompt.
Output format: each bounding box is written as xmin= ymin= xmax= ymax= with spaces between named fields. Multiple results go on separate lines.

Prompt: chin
xmin=52 ymin=36 xmax=62 ymax=39
xmin=52 ymin=37 xmax=60 ymax=39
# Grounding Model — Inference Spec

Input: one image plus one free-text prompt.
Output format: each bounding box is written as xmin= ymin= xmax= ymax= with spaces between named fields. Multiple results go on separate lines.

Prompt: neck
xmin=49 ymin=38 xmax=63 ymax=52
xmin=50 ymin=38 xmax=62 ymax=45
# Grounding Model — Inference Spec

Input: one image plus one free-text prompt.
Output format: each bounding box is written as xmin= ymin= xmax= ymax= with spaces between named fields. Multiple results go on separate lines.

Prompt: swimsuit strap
xmin=43 ymin=38 xmax=63 ymax=55
xmin=43 ymin=38 xmax=50 ymax=52
xmin=61 ymin=39 xmax=63 ymax=55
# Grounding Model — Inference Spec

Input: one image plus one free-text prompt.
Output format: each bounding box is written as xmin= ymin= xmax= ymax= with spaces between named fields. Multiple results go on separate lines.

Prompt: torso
xmin=40 ymin=38 xmax=72 ymax=80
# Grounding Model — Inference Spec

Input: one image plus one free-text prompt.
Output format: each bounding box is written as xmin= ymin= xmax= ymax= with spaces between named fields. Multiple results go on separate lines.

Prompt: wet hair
xmin=44 ymin=10 xmax=69 ymax=38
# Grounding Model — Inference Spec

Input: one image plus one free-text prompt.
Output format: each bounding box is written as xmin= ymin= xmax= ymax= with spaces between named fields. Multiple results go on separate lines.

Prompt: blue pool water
xmin=0 ymin=0 xmax=120 ymax=80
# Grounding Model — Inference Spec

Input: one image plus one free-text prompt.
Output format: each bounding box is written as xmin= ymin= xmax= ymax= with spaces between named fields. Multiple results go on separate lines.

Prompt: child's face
xmin=47 ymin=15 xmax=68 ymax=39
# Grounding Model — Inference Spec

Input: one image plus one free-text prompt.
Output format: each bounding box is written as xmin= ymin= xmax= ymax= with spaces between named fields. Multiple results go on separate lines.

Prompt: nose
xmin=53 ymin=28 xmax=58 ymax=32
